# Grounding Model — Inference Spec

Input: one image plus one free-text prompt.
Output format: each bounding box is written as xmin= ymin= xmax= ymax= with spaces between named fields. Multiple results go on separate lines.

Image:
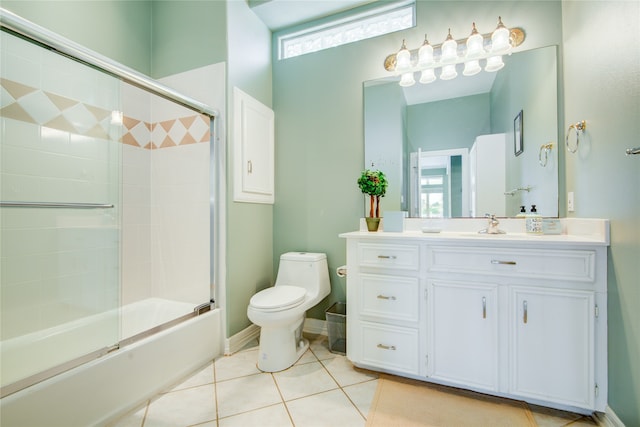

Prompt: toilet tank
xmin=275 ymin=252 xmax=330 ymax=298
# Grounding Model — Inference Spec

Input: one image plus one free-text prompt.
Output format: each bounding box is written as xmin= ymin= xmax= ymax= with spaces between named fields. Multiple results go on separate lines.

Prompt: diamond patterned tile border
xmin=0 ymin=78 xmax=211 ymax=150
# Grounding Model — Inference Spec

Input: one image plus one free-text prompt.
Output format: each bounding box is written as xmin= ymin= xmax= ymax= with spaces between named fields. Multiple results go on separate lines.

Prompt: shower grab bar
xmin=0 ymin=201 xmax=114 ymax=209
xmin=0 ymin=7 xmax=218 ymax=118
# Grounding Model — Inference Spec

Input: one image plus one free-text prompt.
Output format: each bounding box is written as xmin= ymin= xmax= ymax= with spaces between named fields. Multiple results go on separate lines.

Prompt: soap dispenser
xmin=516 ymin=206 xmax=527 ymax=217
xmin=526 ymin=205 xmax=543 ymax=234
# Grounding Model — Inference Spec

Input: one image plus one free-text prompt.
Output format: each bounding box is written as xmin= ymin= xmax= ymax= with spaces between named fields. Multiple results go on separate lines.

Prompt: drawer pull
xmin=377 ymin=344 xmax=396 ymax=351
xmin=491 ymin=260 xmax=517 ymax=265
xmin=377 ymin=255 xmax=397 ymax=260
xmin=523 ymin=300 xmax=528 ymax=324
xmin=377 ymin=295 xmax=397 ymax=301
xmin=482 ymin=297 xmax=487 ymax=319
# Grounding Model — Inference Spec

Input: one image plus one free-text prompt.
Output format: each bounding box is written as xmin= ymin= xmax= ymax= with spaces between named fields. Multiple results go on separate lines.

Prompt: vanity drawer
xmin=360 ymin=274 xmax=419 ymax=324
xmin=427 ymin=246 xmax=595 ymax=282
xmin=358 ymin=243 xmax=419 ymax=271
xmin=360 ymin=322 xmax=419 ymax=375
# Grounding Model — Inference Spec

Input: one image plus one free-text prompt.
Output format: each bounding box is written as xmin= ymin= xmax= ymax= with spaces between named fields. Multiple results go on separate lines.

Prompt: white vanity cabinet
xmin=345 ymin=241 xmax=425 ymax=377
xmin=510 ymin=287 xmax=595 ymax=408
xmin=427 ymin=279 xmax=499 ymax=392
xmin=341 ymin=223 xmax=608 ymax=414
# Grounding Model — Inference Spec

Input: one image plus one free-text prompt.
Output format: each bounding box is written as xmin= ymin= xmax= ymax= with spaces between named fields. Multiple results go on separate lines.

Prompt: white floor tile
xmin=343 ymin=379 xmax=379 ymax=419
xmin=215 ymin=373 xmax=282 ymax=418
xmin=214 ymin=348 xmax=261 ymax=382
xmin=321 ymin=356 xmax=378 ymax=387
xmin=308 ymin=335 xmax=338 ymax=361
xmin=143 ymin=384 xmax=216 ymax=427
xmin=218 ymin=403 xmax=294 ymax=427
xmin=295 ymin=347 xmax=319 ymax=365
xmin=286 ymin=389 xmax=366 ymax=427
xmin=273 ymin=361 xmax=339 ymax=401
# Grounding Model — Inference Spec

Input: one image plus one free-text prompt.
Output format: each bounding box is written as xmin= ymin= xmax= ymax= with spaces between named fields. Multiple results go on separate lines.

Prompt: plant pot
xmin=365 ymin=217 xmax=381 ymax=232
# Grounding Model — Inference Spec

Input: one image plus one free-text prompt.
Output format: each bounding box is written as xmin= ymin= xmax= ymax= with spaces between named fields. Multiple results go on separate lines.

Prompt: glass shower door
xmin=0 ymin=30 xmax=122 ymax=391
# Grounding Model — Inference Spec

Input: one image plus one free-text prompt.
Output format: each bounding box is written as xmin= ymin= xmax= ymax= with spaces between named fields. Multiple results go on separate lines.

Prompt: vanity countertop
xmin=340 ymin=218 xmax=610 ymax=246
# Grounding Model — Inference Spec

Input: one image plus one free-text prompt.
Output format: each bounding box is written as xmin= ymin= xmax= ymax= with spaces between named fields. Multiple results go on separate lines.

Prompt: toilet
xmin=247 ymin=252 xmax=331 ymax=372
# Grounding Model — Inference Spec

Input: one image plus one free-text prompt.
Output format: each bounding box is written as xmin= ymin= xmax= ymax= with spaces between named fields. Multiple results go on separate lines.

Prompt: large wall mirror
xmin=364 ymin=45 xmax=559 ymax=218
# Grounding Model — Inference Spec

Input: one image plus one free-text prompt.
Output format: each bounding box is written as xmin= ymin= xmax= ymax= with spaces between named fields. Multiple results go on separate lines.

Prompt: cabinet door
xmin=233 ymin=87 xmax=274 ymax=204
xmin=510 ymin=287 xmax=594 ymax=409
xmin=428 ymin=280 xmax=499 ymax=391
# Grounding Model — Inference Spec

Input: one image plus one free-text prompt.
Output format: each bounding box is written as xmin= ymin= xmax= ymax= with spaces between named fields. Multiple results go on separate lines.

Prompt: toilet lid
xmin=250 ymin=286 xmax=306 ymax=311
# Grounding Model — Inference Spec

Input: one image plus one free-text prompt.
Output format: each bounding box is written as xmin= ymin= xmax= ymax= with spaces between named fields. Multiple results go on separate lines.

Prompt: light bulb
xmin=441 ymin=29 xmax=458 ymax=63
xmin=418 ymin=35 xmax=434 ymax=67
xmin=463 ymin=60 xmax=481 ymax=76
xmin=396 ymin=40 xmax=412 ymax=73
xmin=420 ymin=68 xmax=436 ymax=84
xmin=491 ymin=16 xmax=511 ymax=54
xmin=399 ymin=72 xmax=416 ymax=87
xmin=485 ymin=55 xmax=504 ymax=72
xmin=466 ymin=23 xmax=484 ymax=59
xmin=440 ymin=64 xmax=458 ymax=80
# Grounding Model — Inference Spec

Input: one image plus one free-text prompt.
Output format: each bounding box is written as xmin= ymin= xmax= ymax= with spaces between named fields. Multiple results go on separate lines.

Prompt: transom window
xmin=278 ymin=1 xmax=415 ymax=60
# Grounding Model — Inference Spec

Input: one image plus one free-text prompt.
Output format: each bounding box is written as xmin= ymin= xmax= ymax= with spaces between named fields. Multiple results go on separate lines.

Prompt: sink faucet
xmin=479 ymin=214 xmax=506 ymax=234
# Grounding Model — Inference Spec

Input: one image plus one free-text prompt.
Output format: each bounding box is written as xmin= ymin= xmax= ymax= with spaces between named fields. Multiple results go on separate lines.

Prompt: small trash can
xmin=325 ymin=302 xmax=347 ymax=355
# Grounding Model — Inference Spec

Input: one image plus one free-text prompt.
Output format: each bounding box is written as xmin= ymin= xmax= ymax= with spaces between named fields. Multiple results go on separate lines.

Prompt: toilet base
xmin=256 ymin=324 xmax=309 ymax=372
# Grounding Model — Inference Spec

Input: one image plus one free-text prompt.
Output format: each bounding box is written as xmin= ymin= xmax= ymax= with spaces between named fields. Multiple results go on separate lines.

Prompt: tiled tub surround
xmin=1 ymin=29 xmax=212 ymax=391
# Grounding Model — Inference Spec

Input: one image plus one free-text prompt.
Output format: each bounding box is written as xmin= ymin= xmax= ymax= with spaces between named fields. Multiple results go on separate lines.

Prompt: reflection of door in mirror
xmin=410 ymin=149 xmax=469 ymax=218
xmin=470 ymin=134 xmax=506 ymax=217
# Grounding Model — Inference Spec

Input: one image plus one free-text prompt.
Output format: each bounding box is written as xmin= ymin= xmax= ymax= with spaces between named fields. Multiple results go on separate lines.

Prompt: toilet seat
xmin=249 ymin=286 xmax=306 ymax=312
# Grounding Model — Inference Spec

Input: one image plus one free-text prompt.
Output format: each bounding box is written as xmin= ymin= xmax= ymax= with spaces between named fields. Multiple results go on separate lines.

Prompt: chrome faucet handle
xmin=479 ymin=214 xmax=506 ymax=234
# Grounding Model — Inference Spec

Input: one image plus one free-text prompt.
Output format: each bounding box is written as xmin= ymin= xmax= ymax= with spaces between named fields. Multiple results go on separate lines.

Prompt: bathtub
xmin=0 ymin=298 xmax=222 ymax=427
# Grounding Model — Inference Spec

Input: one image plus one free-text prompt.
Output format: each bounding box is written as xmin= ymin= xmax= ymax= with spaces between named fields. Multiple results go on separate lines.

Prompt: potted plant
xmin=357 ymin=169 xmax=388 ymax=231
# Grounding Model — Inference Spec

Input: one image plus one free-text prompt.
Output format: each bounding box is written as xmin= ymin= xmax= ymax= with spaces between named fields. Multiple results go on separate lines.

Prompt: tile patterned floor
xmin=110 ymin=335 xmax=599 ymax=427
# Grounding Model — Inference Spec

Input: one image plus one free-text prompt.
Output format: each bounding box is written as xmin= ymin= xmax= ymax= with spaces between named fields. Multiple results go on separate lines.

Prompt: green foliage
xmin=357 ymin=169 xmax=388 ymax=197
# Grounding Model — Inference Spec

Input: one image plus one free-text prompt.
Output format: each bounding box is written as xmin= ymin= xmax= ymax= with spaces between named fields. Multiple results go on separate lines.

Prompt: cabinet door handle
xmin=247 ymin=160 xmax=253 ymax=174
xmin=377 ymin=344 xmax=396 ymax=351
xmin=482 ymin=297 xmax=487 ymax=319
xmin=377 ymin=255 xmax=397 ymax=259
xmin=491 ymin=260 xmax=516 ymax=265
xmin=523 ymin=300 xmax=528 ymax=324
xmin=377 ymin=295 xmax=396 ymax=301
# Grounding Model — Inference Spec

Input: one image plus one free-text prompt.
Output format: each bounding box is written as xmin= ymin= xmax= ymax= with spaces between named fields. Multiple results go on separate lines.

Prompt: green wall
xmin=562 ymin=2 xmax=640 ymax=425
xmin=1 ymin=0 xmax=153 ymax=74
xmin=225 ymin=0 xmax=273 ymax=336
xmin=364 ymin=82 xmax=405 ymax=212
xmin=151 ymin=1 xmax=227 ymax=79
xmin=406 ymin=93 xmax=490 ymax=152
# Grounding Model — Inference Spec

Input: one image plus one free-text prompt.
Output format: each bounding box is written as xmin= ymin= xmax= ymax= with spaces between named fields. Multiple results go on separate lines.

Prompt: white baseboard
xmin=595 ymin=406 xmax=626 ymax=427
xmin=225 ymin=323 xmax=260 ymax=355
xmin=303 ymin=318 xmax=327 ymax=336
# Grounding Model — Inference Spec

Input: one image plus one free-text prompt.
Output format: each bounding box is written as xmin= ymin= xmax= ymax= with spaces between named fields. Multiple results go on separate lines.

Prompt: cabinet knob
xmin=377 ymin=255 xmax=397 ymax=260
xmin=523 ymin=300 xmax=528 ymax=324
xmin=377 ymin=295 xmax=397 ymax=301
xmin=482 ymin=296 xmax=487 ymax=319
xmin=247 ymin=160 xmax=253 ymax=174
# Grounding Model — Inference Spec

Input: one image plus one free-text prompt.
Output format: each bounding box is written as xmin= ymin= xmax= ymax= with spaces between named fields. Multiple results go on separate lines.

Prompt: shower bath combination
xmin=0 ymin=8 xmax=222 ymax=426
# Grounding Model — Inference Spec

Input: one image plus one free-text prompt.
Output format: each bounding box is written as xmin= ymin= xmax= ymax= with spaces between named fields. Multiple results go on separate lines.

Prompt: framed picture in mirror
xmin=514 ymin=110 xmax=523 ymax=156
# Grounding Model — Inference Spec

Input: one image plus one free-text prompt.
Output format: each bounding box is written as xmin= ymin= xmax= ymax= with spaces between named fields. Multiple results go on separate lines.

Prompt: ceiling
xmin=248 ymin=0 xmax=377 ymax=31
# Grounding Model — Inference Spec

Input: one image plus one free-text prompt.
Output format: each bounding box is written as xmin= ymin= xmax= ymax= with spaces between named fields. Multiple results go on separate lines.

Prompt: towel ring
xmin=566 ymin=120 xmax=586 ymax=153
xmin=539 ymin=143 xmax=553 ymax=167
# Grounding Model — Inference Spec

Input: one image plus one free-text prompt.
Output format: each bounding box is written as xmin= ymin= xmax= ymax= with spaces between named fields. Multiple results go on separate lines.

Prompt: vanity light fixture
xmin=384 ymin=17 xmax=525 ymax=87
